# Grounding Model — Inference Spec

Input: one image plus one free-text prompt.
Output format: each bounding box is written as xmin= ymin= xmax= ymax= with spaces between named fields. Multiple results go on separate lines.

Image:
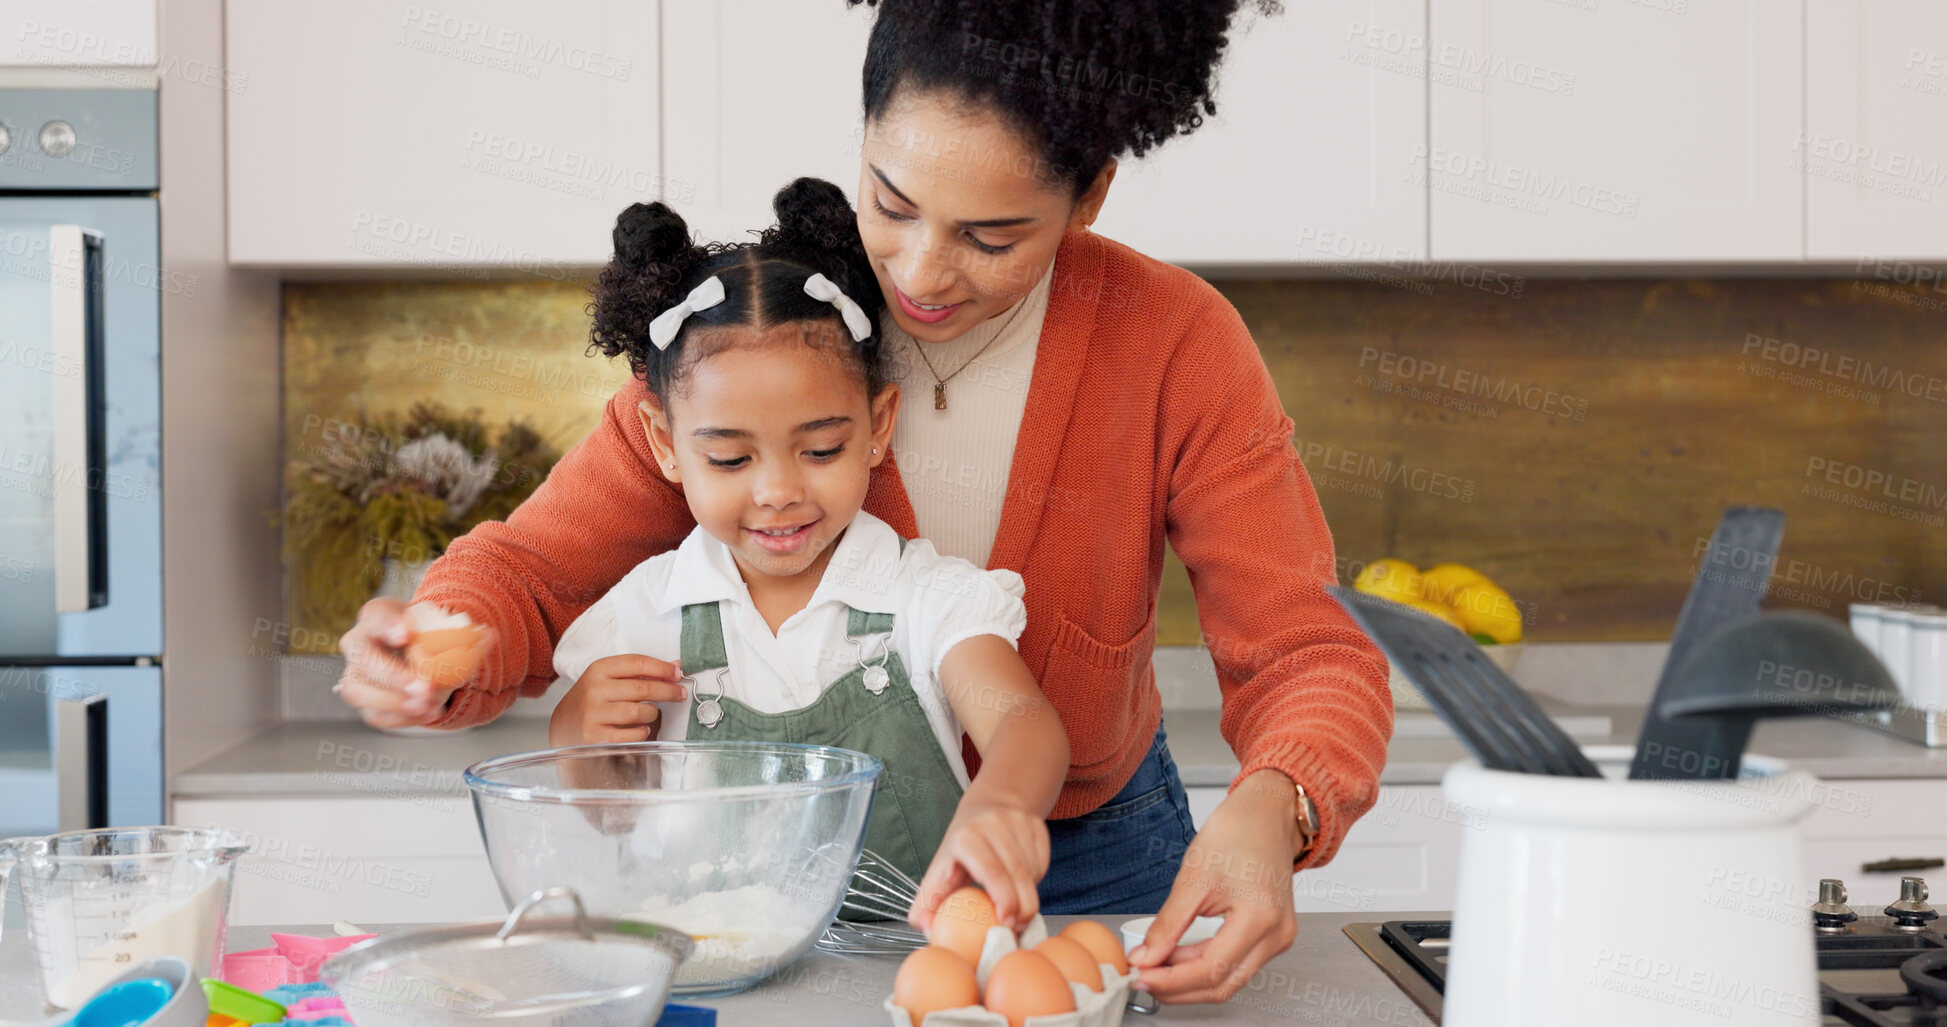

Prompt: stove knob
xmin=1885 ymin=877 xmax=1939 ymax=932
xmin=39 ymin=120 xmax=76 ymax=158
xmin=1813 ymin=878 xmax=1859 ymax=933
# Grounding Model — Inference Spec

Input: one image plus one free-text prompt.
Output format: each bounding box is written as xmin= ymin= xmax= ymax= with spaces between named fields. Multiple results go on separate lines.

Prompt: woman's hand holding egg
xmin=334 ymin=599 xmax=492 ymax=729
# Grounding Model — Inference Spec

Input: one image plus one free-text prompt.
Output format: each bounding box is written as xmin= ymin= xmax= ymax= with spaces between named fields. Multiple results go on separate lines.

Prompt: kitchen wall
xmin=160 ymin=0 xmax=286 ymax=776
xmin=284 ymin=271 xmax=1947 ymax=647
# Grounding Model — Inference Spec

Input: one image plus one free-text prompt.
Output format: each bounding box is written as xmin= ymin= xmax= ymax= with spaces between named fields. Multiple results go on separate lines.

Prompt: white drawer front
xmin=174 ymin=796 xmax=504 ymax=926
xmin=1792 ymin=778 xmax=1947 ymax=909
xmin=1188 ymin=785 xmax=1470 ymax=914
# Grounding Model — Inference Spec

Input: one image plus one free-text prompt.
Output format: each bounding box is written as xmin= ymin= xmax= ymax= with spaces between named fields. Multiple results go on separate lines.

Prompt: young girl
xmin=547 ymin=177 xmax=1069 ymax=930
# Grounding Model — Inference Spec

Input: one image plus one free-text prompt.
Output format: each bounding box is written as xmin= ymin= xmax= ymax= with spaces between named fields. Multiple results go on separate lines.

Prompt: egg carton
xmin=883 ymin=916 xmax=1142 ymax=1027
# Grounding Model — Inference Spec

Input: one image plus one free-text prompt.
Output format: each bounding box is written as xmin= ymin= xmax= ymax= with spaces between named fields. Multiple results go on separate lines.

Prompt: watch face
xmin=1294 ymin=787 xmax=1320 ymax=840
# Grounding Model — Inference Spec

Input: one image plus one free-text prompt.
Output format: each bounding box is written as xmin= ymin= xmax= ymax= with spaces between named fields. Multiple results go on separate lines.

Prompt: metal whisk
xmin=815 ymin=848 xmax=928 ymax=955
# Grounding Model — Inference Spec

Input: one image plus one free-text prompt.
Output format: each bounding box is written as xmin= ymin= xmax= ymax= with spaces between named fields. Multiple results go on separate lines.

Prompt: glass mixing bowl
xmin=465 ymin=742 xmax=882 ymax=997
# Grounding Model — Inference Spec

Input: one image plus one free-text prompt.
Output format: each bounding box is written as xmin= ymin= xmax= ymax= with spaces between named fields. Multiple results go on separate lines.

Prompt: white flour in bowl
xmin=636 ymin=884 xmax=823 ymax=988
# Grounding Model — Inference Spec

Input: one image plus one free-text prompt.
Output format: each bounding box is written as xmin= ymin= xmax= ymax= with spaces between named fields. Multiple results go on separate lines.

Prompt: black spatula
xmin=1630 ymin=506 xmax=1787 ymax=780
xmin=1330 ymin=586 xmax=1601 ymax=777
xmin=1654 ymin=611 xmax=1901 ymax=779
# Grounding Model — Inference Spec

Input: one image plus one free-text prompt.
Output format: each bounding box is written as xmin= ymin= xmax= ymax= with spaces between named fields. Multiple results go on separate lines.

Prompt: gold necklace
xmin=905 ymin=291 xmax=1037 ymax=410
xmin=908 ymin=333 xmax=1002 ymax=410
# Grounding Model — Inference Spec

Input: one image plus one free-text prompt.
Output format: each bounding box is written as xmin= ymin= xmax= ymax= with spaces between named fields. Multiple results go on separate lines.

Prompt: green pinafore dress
xmin=677 ymin=563 xmax=966 ymax=898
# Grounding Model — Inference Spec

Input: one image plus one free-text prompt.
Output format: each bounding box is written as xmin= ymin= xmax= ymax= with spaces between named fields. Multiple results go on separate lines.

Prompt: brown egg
xmin=983 ymin=950 xmax=1077 ymax=1027
xmin=1059 ymin=919 xmax=1130 ymax=975
xmin=927 ymin=886 xmax=998 ymax=966
xmin=1033 ymin=936 xmax=1104 ymax=992
xmin=892 ymin=946 xmax=980 ymax=1024
xmin=406 ymin=624 xmax=488 ymax=688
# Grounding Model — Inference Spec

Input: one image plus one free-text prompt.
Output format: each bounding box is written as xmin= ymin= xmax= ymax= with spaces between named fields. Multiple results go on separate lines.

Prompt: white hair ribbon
xmin=647 ymin=275 xmax=727 ymax=350
xmin=802 ymin=274 xmax=874 ymax=343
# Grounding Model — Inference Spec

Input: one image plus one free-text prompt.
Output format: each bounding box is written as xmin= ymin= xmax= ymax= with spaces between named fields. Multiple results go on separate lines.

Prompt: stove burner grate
xmin=1347 ymin=918 xmax=1947 ymax=1026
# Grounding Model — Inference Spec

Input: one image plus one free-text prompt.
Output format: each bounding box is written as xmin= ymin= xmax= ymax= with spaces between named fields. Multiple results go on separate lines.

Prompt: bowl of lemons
xmin=1351 ymin=559 xmax=1524 ymax=709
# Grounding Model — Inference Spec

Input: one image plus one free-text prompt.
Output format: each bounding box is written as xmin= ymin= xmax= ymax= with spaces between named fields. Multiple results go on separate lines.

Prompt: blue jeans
xmin=1039 ymin=724 xmax=1199 ymax=915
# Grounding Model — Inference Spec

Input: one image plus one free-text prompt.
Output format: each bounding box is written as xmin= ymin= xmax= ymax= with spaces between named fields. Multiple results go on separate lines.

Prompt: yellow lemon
xmin=1422 ymin=563 xmax=1492 ymax=607
xmin=1398 ymin=596 xmax=1465 ymax=630
xmin=1453 ymin=581 xmax=1523 ymax=644
xmin=1353 ymin=558 xmax=1423 ymax=603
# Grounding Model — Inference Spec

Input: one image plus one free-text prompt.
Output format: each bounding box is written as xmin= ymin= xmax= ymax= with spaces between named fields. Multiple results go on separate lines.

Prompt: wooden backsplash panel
xmin=287 ymin=275 xmax=1947 ymax=646
xmin=283 ymin=279 xmax=628 ymax=647
xmin=1152 ymin=276 xmax=1947 ymax=644
xmin=284 ymin=279 xmax=629 ymax=454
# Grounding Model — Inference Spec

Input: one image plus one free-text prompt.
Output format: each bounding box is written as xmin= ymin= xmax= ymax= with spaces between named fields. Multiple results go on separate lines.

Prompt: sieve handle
xmin=497 ymin=886 xmax=594 ymax=942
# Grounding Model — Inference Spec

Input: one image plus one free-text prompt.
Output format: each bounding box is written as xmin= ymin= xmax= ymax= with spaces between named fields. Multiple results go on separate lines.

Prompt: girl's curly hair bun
xmin=612 ymin=201 xmax=697 ymax=272
xmin=767 ymin=177 xmax=863 ymax=257
xmin=591 ymin=202 xmax=713 ymax=373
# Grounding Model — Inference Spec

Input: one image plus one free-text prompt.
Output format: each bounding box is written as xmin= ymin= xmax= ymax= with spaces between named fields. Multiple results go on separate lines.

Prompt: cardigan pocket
xmin=1042 ymin=611 xmax=1157 ymax=773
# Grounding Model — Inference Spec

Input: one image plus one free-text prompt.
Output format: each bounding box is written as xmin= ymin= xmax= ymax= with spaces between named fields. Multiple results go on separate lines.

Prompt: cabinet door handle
xmin=51 ymin=225 xmax=109 ymax=613
xmin=56 ymin=692 xmax=108 ymax=830
xmin=1862 ymin=857 xmax=1945 ymax=873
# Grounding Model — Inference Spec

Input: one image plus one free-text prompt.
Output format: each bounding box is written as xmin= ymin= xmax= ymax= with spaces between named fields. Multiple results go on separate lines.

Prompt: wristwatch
xmin=1291 ymin=781 xmax=1321 ymax=868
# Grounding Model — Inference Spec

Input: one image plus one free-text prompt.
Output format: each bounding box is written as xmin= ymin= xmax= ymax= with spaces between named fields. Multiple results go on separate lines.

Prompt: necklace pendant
xmin=934 ymin=382 xmax=947 ymax=410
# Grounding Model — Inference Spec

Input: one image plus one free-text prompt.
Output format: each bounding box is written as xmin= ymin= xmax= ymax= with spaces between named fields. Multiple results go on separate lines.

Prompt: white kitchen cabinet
xmin=1188 ymin=785 xmax=1462 ymax=913
xmin=1806 ymin=0 xmax=1947 ymax=261
xmin=226 ymin=1 xmax=660 ymax=269
xmin=1429 ymin=0 xmax=1803 ymax=262
xmin=1 ymin=1 xmax=155 ymax=66
xmin=658 ymin=0 xmax=872 ymax=243
xmin=662 ymin=2 xmax=1431 ymax=266
xmin=1093 ymin=0 xmax=1428 ymax=266
xmin=1795 ymin=779 xmax=1947 ymax=905
xmin=174 ymin=796 xmax=504 ymax=926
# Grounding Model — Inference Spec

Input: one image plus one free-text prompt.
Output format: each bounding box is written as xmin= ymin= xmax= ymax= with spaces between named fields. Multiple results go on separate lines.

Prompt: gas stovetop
xmin=1347 ymin=876 xmax=1946 ymax=1026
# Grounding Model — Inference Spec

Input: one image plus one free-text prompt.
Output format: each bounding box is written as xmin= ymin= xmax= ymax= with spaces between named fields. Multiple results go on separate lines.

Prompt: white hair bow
xmin=803 ymin=274 xmax=874 ymax=342
xmin=647 ymin=275 xmax=727 ymax=350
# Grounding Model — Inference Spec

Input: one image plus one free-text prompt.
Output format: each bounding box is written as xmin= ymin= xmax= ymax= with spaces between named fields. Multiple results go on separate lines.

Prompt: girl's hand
xmin=909 ymin=798 xmax=1050 ymax=935
xmin=548 ymin=654 xmax=687 ymax=747
xmin=334 ymin=598 xmax=466 ymax=728
xmin=1129 ymin=769 xmax=1303 ymax=1005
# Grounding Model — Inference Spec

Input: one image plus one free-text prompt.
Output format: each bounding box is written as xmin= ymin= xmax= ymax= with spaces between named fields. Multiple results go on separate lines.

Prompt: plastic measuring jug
xmin=0 ymin=827 xmax=248 ymax=1011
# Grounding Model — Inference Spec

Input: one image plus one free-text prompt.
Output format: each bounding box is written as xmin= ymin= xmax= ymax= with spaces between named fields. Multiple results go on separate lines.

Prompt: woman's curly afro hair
xmin=847 ymin=0 xmax=1280 ymax=195
xmin=587 ymin=177 xmax=891 ymax=407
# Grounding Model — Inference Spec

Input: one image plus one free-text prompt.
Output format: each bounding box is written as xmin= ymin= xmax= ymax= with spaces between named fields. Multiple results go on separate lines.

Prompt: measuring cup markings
xmin=0 ymin=827 xmax=248 ymax=1010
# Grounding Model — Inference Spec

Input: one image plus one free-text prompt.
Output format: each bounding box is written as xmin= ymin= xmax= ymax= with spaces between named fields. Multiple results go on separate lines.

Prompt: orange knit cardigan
xmin=417 ymin=229 xmax=1392 ymax=867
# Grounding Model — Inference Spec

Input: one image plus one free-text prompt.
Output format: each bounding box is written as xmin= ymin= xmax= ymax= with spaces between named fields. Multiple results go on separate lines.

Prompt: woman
xmin=335 ymin=0 xmax=1391 ymax=1005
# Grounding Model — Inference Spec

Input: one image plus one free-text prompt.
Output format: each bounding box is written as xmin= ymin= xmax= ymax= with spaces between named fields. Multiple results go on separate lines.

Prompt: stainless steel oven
xmin=0 ymin=87 xmax=162 ymax=835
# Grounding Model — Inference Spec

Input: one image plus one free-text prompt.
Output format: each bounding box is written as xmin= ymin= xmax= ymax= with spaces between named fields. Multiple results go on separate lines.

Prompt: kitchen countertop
xmin=173 ymin=701 xmax=1947 ymax=799
xmin=0 ymin=913 xmax=1442 ymax=1026
xmin=1179 ymin=704 xmax=1947 ymax=784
